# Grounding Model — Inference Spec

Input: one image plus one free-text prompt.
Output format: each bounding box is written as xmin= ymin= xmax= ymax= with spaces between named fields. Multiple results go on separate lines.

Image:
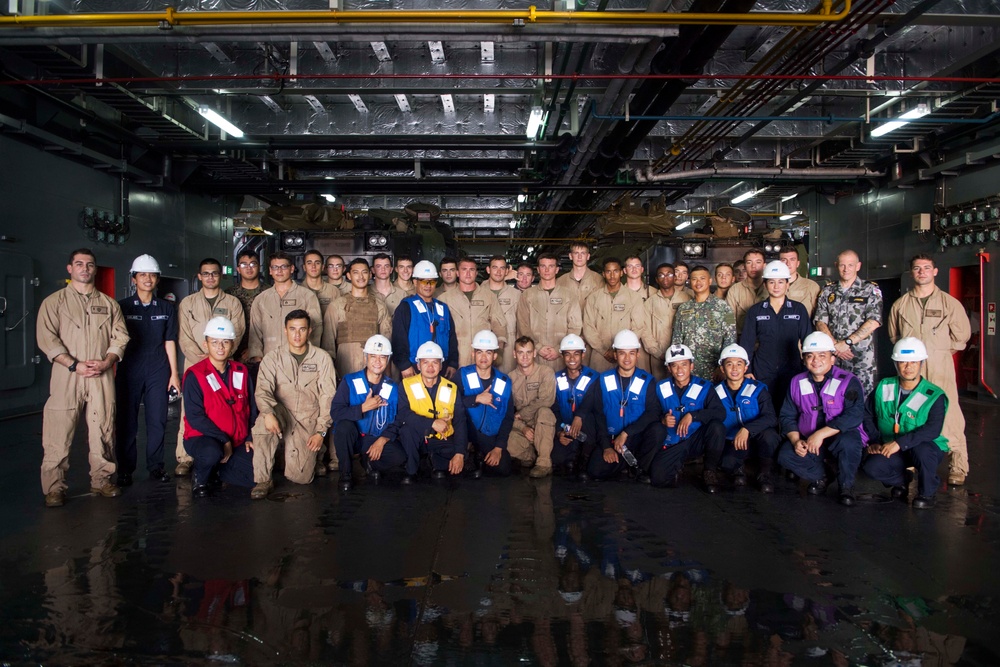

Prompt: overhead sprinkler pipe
xmin=593 ymin=107 xmax=1000 ymax=127
xmin=0 ymin=4 xmax=854 ymax=29
xmin=634 ymin=166 xmax=884 ymax=182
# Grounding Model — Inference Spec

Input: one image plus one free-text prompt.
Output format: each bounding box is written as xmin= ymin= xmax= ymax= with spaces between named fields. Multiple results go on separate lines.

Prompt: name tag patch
xmin=756 ymin=315 xmax=770 ymax=321
xmin=213 ymin=307 xmax=229 ymax=316
xmin=126 ymin=315 xmax=142 ymax=321
xmin=527 ymin=382 xmax=540 ymax=391
xmin=499 ymin=299 xmax=511 ymax=306
xmin=925 ymin=309 xmax=942 ymax=318
xmin=301 ymin=363 xmax=317 ymax=372
xmin=90 ymin=305 xmax=109 ymax=315
xmin=783 ymin=314 xmax=801 ymax=320
xmin=613 ymin=304 xmax=626 ymax=312
xmin=281 ymin=299 xmax=297 ymax=307
xmin=849 ymin=296 xmax=867 ymax=304
xmin=471 ymin=300 xmax=484 ymax=307
xmin=550 ymin=298 xmax=563 ymax=305
xmin=151 ymin=315 xmax=169 ymax=321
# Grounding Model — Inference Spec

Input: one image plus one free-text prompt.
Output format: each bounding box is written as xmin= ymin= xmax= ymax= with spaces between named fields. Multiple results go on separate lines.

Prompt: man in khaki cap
xmin=175 ymin=257 xmax=246 ymax=476
xmin=509 ymin=336 xmax=558 ymax=478
xmin=250 ymin=310 xmax=337 ymax=499
xmin=582 ymin=258 xmax=649 ymax=374
xmin=887 ymin=253 xmax=972 ymax=486
xmin=248 ymin=251 xmax=323 ymax=362
xmin=438 ymin=257 xmax=507 ymax=370
xmin=323 ymin=258 xmax=391 ymax=381
xmin=36 ymin=248 xmax=130 ymax=507
xmin=515 ymin=253 xmax=582 ymax=373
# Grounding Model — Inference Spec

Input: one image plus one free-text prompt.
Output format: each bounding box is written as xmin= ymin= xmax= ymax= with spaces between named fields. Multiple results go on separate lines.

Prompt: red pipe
xmin=1 ymin=73 xmax=999 ymax=86
xmin=979 ymin=251 xmax=996 ymax=399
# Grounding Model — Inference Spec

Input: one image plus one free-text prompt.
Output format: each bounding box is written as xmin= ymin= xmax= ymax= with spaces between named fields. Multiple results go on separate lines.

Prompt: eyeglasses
xmin=238 ymin=262 xmax=259 ymax=269
xmin=417 ymin=279 xmax=437 ymax=285
xmin=271 ymin=264 xmax=292 ymax=271
xmin=200 ymin=271 xmax=220 ymax=278
xmin=326 ymin=264 xmax=344 ymax=270
xmin=657 ymin=272 xmax=675 ymax=278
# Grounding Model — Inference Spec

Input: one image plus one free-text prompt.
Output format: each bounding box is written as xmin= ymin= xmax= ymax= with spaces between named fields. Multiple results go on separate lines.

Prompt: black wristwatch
xmin=845 ymin=338 xmax=854 ymax=347
xmin=68 ymin=359 xmax=79 ymax=373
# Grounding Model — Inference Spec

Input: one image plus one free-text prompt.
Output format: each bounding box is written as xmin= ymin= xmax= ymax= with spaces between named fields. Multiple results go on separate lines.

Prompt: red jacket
xmin=183 ymin=357 xmax=251 ymax=446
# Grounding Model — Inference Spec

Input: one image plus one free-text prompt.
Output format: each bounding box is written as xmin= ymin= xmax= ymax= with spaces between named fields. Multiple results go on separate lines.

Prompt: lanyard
xmin=618 ymin=374 xmax=635 ymax=420
xmin=893 ymin=387 xmax=907 ymax=434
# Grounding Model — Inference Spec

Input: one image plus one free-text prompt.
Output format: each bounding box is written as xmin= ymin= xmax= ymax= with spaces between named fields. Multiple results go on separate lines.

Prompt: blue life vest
xmin=460 ymin=365 xmax=512 ymax=437
xmin=404 ymin=295 xmax=452 ymax=365
xmin=656 ymin=376 xmax=712 ymax=445
xmin=342 ymin=369 xmax=397 ymax=437
xmin=599 ymin=368 xmax=654 ymax=437
xmin=714 ymin=379 xmax=764 ymax=440
xmin=554 ymin=367 xmax=599 ymax=424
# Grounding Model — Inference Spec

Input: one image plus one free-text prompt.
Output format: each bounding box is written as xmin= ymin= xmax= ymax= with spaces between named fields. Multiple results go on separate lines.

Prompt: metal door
xmin=0 ymin=250 xmax=37 ymax=390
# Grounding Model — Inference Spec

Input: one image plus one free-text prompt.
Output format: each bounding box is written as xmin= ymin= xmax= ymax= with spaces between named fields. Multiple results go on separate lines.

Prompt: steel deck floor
xmin=1 ymin=399 xmax=998 ymax=666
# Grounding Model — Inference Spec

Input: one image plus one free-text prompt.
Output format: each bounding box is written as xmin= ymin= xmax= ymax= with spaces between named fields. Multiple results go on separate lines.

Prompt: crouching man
xmin=182 ymin=317 xmax=256 ymax=497
xmin=331 ymin=335 xmax=407 ymax=491
xmin=776 ymin=332 xmax=867 ymax=506
xmin=250 ymin=310 xmax=337 ymax=499
xmin=460 ymin=330 xmax=515 ymax=477
xmin=863 ymin=337 xmax=948 ymax=509
xmin=398 ymin=341 xmax=467 ymax=480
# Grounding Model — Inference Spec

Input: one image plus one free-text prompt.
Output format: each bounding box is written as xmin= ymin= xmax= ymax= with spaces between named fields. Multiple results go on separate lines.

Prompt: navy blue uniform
xmin=116 ymin=296 xmax=178 ymax=476
xmin=460 ymin=366 xmax=515 ymax=476
xmin=330 ymin=370 xmax=406 ymax=477
xmin=739 ymin=298 xmax=812 ymax=410
xmin=704 ymin=380 xmax=781 ymax=474
xmin=645 ymin=377 xmax=727 ymax=486
xmin=589 ymin=369 xmax=662 ymax=480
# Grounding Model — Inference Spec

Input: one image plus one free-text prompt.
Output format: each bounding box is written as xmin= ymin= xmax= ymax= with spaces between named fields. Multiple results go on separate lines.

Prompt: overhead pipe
xmin=634 ymin=166 xmax=883 ymax=182
xmin=0 ymin=4 xmax=854 ymax=29
xmin=592 ymin=107 xmax=1000 ymax=126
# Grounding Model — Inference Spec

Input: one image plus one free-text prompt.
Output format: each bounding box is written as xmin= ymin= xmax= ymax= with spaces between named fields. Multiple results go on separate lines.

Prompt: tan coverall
xmin=509 ymin=363 xmax=557 ymax=468
xmin=557 ymin=268 xmax=605 ymax=311
xmin=438 ymin=284 xmax=508 ymax=369
xmin=251 ymin=343 xmax=337 ymax=484
xmin=36 ymin=285 xmax=129 ymax=493
xmin=888 ymin=286 xmax=972 ymax=476
xmin=726 ymin=279 xmax=768 ymax=336
xmin=321 ymin=291 xmax=391 ymax=379
xmin=582 ymin=287 xmax=649 ymax=373
xmin=248 ymin=283 xmax=323 ymax=359
xmin=175 ymin=290 xmax=246 ymax=465
xmin=304 ymin=281 xmax=342 ymax=318
xmin=515 ymin=285 xmax=583 ymax=372
xmin=324 ymin=277 xmax=353 ymax=295
xmin=488 ymin=282 xmax=521 ymax=373
xmin=375 ymin=284 xmax=409 ymax=316
xmin=787 ymin=275 xmax=822 ymax=317
xmin=642 ymin=289 xmax=692 ymax=381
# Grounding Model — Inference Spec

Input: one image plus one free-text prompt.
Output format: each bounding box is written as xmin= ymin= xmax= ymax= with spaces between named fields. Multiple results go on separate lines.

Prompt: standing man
xmin=330 ymin=335 xmax=407 ymax=491
xmin=863 ymin=338 xmax=949 ymax=509
xmin=515 ymin=263 xmax=535 ymax=291
xmin=227 ymin=250 xmax=266 ymax=363
xmin=582 ymin=258 xmax=648 ymax=373
xmin=434 ymin=257 xmax=460 ymax=296
xmin=887 ymin=253 xmax=971 ymax=486
xmin=324 ymin=255 xmax=352 ymax=295
xmin=673 ymin=261 xmax=694 ymax=297
xmin=516 ymin=253 xmax=583 ymax=372
xmin=813 ymin=249 xmax=883 ymax=395
xmin=485 ymin=255 xmax=521 ymax=373
xmin=672 ymin=265 xmax=736 ymax=381
xmin=713 ymin=263 xmax=734 ymax=301
xmin=37 ymin=248 xmax=129 ymax=506
xmin=176 ymin=257 xmax=245 ymax=476
xmin=733 ymin=260 xmax=747 ymax=284
xmin=642 ymin=263 xmax=691 ymax=381
xmin=459 ymin=330 xmax=515 ymax=478
xmin=181 ymin=317 xmax=256 ymax=497
xmin=739 ymin=261 xmax=813 ymax=411
xmin=323 ymin=258 xmax=391 ymax=381
xmin=508 ymin=337 xmax=558 ymax=477
xmin=397 ymin=341 xmax=467 ymax=479
xmin=776 ymin=332 xmax=867 ymax=506
xmin=623 ymin=255 xmax=654 ymax=374
xmin=394 ymin=255 xmax=416 ymax=294
xmin=390 ymin=260 xmax=459 ymax=379
xmin=301 ymin=249 xmax=342 ymax=318
xmin=251 ymin=311 xmax=337 ymax=498
xmin=116 ymin=254 xmax=179 ymax=486
xmin=778 ymin=245 xmax=821 ymax=317
xmin=371 ymin=253 xmax=408 ymax=315
xmin=438 ymin=257 xmax=508 ymax=370
xmin=726 ymin=249 xmax=767 ymax=336
xmin=247 ymin=252 xmax=323 ymax=363
xmin=557 ymin=242 xmax=604 ymax=310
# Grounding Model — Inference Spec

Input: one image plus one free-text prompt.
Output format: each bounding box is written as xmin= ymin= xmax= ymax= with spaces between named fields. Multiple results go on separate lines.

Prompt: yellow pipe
xmin=0 ymin=3 xmax=851 ymax=29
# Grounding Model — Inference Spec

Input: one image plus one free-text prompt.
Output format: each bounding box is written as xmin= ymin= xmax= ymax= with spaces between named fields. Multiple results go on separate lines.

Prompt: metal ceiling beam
xmin=154 ymin=135 xmax=557 ymax=151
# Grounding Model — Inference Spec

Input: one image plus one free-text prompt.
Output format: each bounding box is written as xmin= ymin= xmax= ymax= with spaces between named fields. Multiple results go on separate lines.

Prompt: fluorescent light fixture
xmin=780 ymin=193 xmax=797 ymax=203
xmin=517 ymin=194 xmax=527 ymax=203
xmin=731 ymin=189 xmax=758 ymax=204
xmin=198 ymin=106 xmax=244 ymax=138
xmin=526 ymin=106 xmax=544 ymax=139
xmin=321 ymin=194 xmax=336 ymax=203
xmin=526 ymin=246 xmax=535 ymax=253
xmin=871 ymin=104 xmax=930 ymax=138
xmin=780 ymin=210 xmax=802 ymax=221
xmin=675 ymin=221 xmax=693 ymax=230
xmin=509 ymin=220 xmax=517 ymax=229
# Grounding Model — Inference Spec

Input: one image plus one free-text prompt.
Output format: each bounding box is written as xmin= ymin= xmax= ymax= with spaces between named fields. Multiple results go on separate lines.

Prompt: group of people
xmin=36 ymin=243 xmax=971 ymax=511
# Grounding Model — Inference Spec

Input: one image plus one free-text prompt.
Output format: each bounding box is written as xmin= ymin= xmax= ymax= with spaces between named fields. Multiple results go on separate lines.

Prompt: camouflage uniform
xmin=226 ymin=283 xmax=266 ymax=360
xmin=671 ymin=296 xmax=736 ymax=380
xmin=813 ymin=278 xmax=883 ymax=395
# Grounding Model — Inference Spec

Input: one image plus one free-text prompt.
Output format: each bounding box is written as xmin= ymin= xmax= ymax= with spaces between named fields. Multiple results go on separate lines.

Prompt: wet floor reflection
xmin=4 ymin=477 xmax=996 ymax=667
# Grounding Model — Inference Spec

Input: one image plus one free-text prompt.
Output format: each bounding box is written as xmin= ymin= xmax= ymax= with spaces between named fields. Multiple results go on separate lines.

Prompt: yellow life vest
xmin=402 ymin=375 xmax=458 ymax=439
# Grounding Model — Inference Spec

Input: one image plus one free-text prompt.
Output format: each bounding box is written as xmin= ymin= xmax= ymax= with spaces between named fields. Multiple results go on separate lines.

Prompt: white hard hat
xmin=762 ymin=260 xmax=791 ymax=280
xmin=203 ymin=316 xmax=237 ymax=340
xmin=559 ymin=334 xmax=587 ymax=352
xmin=892 ymin=337 xmax=929 ymax=362
xmin=363 ymin=334 xmax=392 ymax=355
xmin=612 ymin=329 xmax=641 ymax=350
xmin=413 ymin=260 xmax=439 ymax=280
xmin=130 ymin=254 xmax=160 ymax=274
xmin=802 ymin=331 xmax=836 ymax=353
xmin=718 ymin=344 xmax=750 ymax=366
xmin=415 ymin=341 xmax=445 ymax=360
xmin=471 ymin=330 xmax=499 ymax=351
xmin=665 ymin=344 xmax=695 ymax=364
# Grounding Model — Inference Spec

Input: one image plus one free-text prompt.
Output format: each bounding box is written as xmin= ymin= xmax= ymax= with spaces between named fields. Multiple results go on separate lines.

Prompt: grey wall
xmin=0 ymin=135 xmax=240 ymax=418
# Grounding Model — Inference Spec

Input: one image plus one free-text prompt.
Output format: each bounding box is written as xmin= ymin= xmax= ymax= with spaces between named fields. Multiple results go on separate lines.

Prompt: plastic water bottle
xmin=619 ymin=444 xmax=639 ymax=467
xmin=560 ymin=423 xmax=587 ymax=442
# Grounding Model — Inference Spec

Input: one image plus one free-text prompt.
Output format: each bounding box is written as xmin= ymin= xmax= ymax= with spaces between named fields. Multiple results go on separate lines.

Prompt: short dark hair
xmin=733 ymin=259 xmax=745 ymax=269
xmin=743 ymin=249 xmax=766 ymax=262
xmin=372 ymin=253 xmax=392 ymax=263
xmin=778 ymin=245 xmax=799 ymax=256
xmin=910 ymin=253 xmax=935 ymax=267
xmin=68 ymin=248 xmax=96 ymax=264
xmin=236 ymin=250 xmax=257 ymax=263
xmin=303 ymin=249 xmax=324 ymax=262
xmin=269 ymin=251 xmax=292 ymax=267
xmin=517 ymin=263 xmax=534 ymax=273
xmin=325 ymin=254 xmax=344 ymax=266
xmin=715 ymin=262 xmax=733 ymax=272
xmin=655 ymin=262 xmax=675 ymax=275
xmin=199 ymin=257 xmax=222 ymax=272
xmin=624 ymin=254 xmax=643 ymax=265
xmin=673 ymin=260 xmax=689 ymax=271
xmin=537 ymin=252 xmax=559 ymax=263
xmin=348 ymin=257 xmax=370 ymax=271
xmin=458 ymin=257 xmax=478 ymax=268
xmin=568 ymin=242 xmax=591 ymax=253
xmin=488 ymin=255 xmax=507 ymax=266
xmin=514 ymin=335 xmax=536 ymax=349
xmin=690 ymin=265 xmax=711 ymax=277
xmin=602 ymin=257 xmax=622 ymax=271
xmin=284 ymin=309 xmax=311 ymax=326
xmin=395 ymin=254 xmax=413 ymax=266
xmin=439 ymin=256 xmax=458 ymax=269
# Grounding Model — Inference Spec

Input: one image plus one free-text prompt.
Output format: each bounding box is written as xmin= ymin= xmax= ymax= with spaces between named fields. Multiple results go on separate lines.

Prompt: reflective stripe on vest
xmin=715 ymin=379 xmax=764 ymax=440
xmin=182 ymin=357 xmax=251 ymax=445
xmin=403 ymin=375 xmax=458 ymax=439
xmin=657 ymin=376 xmax=711 ymax=445
xmin=460 ymin=366 xmax=512 ymax=437
xmin=404 ymin=296 xmax=452 ymax=365
xmin=874 ymin=376 xmax=949 ymax=452
xmin=599 ymin=368 xmax=653 ymax=437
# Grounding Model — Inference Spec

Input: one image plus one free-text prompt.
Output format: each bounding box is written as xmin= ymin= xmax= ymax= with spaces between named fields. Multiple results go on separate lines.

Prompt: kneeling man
xmin=460 ymin=330 xmax=515 ymax=477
